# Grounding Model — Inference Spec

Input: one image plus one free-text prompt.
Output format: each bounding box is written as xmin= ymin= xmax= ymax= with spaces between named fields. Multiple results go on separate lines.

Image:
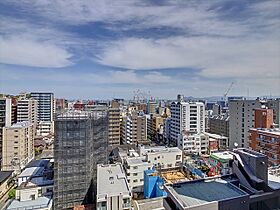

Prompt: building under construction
xmin=54 ymin=110 xmax=108 ymax=209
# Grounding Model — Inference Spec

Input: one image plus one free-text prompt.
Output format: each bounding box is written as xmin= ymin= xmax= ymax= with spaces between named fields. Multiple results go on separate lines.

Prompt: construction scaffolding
xmin=54 ymin=110 xmax=108 ymax=209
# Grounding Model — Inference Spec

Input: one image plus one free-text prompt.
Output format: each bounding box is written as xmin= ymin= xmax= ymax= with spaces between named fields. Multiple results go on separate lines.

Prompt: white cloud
xmin=0 ymin=36 xmax=73 ymax=68
xmin=96 ymin=34 xmax=280 ymax=79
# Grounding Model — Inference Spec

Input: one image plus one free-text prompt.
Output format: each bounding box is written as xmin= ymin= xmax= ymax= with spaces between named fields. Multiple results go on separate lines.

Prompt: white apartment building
xmin=170 ymin=101 xmax=205 ymax=145
xmin=36 ymin=121 xmax=54 ymax=136
xmin=229 ymin=99 xmax=262 ymax=148
xmin=121 ymin=146 xmax=182 ymax=192
xmin=177 ymin=131 xmax=209 ymax=155
xmin=97 ymin=164 xmax=132 ymax=210
xmin=17 ymin=98 xmax=38 ymax=126
xmin=123 ymin=156 xmax=153 ymax=192
xmin=2 ymin=122 xmax=34 ymax=172
xmin=139 ymin=146 xmax=183 ymax=169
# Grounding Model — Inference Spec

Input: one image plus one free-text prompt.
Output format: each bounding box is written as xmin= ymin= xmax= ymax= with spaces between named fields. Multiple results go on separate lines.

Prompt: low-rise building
xmin=208 ymin=151 xmax=233 ymax=175
xmin=6 ymin=159 xmax=53 ymax=210
xmin=163 ymin=177 xmax=249 ymax=210
xmin=123 ymin=157 xmax=153 ymax=192
xmin=139 ymin=146 xmax=183 ymax=170
xmin=177 ymin=131 xmax=209 ymax=155
xmin=97 ymin=164 xmax=131 ymax=210
xmin=204 ymin=132 xmax=229 ymax=151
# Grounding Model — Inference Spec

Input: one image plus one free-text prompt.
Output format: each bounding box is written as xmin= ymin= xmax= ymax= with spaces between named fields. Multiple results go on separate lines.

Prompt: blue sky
xmin=0 ymin=0 xmax=279 ymax=99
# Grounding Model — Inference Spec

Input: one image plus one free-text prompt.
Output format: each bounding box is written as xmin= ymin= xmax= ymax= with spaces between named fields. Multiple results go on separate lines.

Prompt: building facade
xmin=177 ymin=131 xmax=209 ymax=155
xmin=97 ymin=164 xmax=131 ymax=210
xmin=108 ymin=107 xmax=121 ymax=145
xmin=2 ymin=122 xmax=34 ymax=172
xmin=17 ymin=98 xmax=38 ymax=126
xmin=31 ymin=92 xmax=54 ymax=122
xmin=0 ymin=98 xmax=17 ymax=169
xmin=54 ymin=111 xmax=108 ymax=209
xmin=170 ymin=101 xmax=205 ymax=145
xmin=229 ymin=99 xmax=263 ymax=148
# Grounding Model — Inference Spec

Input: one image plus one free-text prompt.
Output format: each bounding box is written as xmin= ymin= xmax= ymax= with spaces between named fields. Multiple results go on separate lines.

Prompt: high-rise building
xmin=228 ymin=99 xmax=263 ymax=148
xmin=122 ymin=111 xmax=148 ymax=145
xmin=147 ymin=101 xmax=157 ymax=114
xmin=31 ymin=92 xmax=54 ymax=122
xmin=169 ymin=101 xmax=205 ymax=145
xmin=2 ymin=121 xmax=34 ymax=172
xmin=0 ymin=98 xmax=17 ymax=168
xmin=108 ymin=107 xmax=121 ymax=145
xmin=17 ymin=98 xmax=38 ymax=125
xmin=54 ymin=110 xmax=108 ymax=209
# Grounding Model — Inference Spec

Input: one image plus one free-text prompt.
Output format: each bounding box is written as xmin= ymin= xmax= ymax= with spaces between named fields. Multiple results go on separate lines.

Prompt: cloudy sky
xmin=0 ymin=0 xmax=279 ymax=99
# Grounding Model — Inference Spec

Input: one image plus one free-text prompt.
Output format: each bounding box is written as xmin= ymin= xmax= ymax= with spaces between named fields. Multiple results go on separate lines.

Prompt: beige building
xmin=122 ymin=111 xmax=149 ymax=145
xmin=2 ymin=122 xmax=34 ymax=172
xmin=108 ymin=107 xmax=121 ymax=145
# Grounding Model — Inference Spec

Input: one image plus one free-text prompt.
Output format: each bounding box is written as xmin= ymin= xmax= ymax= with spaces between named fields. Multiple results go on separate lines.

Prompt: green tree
xmin=8 ymin=189 xmax=16 ymax=199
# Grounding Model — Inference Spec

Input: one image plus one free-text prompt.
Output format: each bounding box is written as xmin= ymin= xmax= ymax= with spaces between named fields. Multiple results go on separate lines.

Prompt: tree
xmin=8 ymin=189 xmax=16 ymax=199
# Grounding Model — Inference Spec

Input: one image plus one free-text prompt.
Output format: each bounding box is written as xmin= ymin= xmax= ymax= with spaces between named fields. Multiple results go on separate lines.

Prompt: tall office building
xmin=2 ymin=121 xmax=34 ymax=172
xmin=228 ymin=99 xmax=263 ymax=149
xmin=17 ymin=98 xmax=38 ymax=125
xmin=0 ymin=98 xmax=17 ymax=168
xmin=31 ymin=92 xmax=54 ymax=122
xmin=169 ymin=101 xmax=205 ymax=145
xmin=54 ymin=110 xmax=108 ymax=209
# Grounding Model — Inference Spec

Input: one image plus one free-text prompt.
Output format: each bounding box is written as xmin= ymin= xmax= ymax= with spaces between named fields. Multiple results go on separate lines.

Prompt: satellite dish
xmin=234 ymin=142 xmax=238 ymax=148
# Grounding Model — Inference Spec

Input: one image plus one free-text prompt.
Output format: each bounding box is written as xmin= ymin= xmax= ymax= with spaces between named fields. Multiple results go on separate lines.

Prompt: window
xmin=133 ymin=179 xmax=138 ymax=183
xmin=133 ymin=166 xmax=138 ymax=169
xmin=133 ymin=173 xmax=137 ymax=176
xmin=176 ymin=155 xmax=181 ymax=160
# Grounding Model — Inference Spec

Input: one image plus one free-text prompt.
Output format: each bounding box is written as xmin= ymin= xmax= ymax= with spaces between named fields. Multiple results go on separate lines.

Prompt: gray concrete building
xmin=228 ymin=99 xmax=263 ymax=149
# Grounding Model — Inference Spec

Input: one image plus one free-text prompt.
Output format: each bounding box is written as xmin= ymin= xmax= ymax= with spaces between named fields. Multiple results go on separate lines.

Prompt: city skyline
xmin=0 ymin=0 xmax=280 ymax=99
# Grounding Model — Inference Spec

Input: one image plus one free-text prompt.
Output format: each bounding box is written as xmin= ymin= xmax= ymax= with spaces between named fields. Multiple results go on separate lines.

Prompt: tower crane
xmin=223 ymin=82 xmax=234 ymax=101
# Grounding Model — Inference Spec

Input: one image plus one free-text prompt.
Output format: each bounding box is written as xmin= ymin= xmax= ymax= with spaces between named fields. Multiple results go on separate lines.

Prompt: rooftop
xmin=141 ymin=146 xmax=182 ymax=155
xmin=250 ymin=128 xmax=280 ymax=136
xmin=204 ymin=132 xmax=228 ymax=139
xmin=7 ymin=196 xmax=52 ymax=210
xmin=268 ymin=174 xmax=280 ymax=190
xmin=18 ymin=167 xmax=44 ymax=178
xmin=0 ymin=171 xmax=13 ymax=184
xmin=210 ymin=152 xmax=233 ymax=161
xmin=7 ymin=121 xmax=31 ymax=128
xmin=126 ymin=156 xmax=149 ymax=165
xmin=165 ymin=178 xmax=248 ymax=208
xmin=97 ymin=164 xmax=131 ymax=200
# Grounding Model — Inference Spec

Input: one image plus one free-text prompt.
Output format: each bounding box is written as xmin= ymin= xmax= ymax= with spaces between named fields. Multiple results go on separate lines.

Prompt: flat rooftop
xmin=142 ymin=146 xmax=182 ymax=154
xmin=165 ymin=178 xmax=248 ymax=208
xmin=161 ymin=170 xmax=189 ymax=184
xmin=210 ymin=152 xmax=233 ymax=161
xmin=97 ymin=164 xmax=131 ymax=200
xmin=7 ymin=196 xmax=52 ymax=210
xmin=126 ymin=156 xmax=148 ymax=165
xmin=18 ymin=167 xmax=44 ymax=178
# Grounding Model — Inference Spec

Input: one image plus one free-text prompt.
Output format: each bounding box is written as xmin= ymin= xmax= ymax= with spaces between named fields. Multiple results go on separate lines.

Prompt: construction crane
xmin=223 ymin=82 xmax=234 ymax=101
